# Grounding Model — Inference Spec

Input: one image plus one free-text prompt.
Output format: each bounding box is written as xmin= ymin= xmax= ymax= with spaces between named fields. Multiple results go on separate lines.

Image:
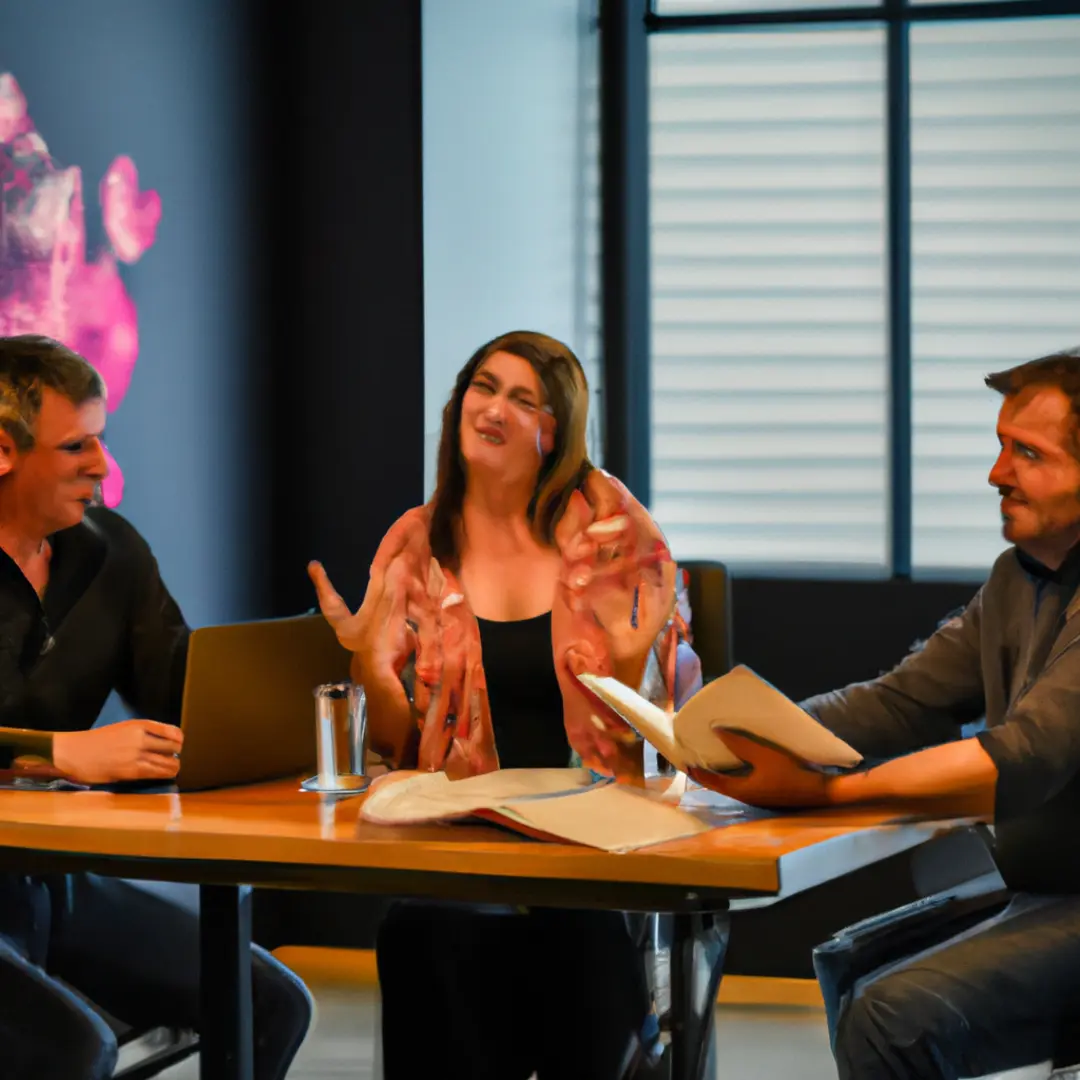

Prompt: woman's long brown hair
xmin=428 ymin=330 xmax=592 ymax=567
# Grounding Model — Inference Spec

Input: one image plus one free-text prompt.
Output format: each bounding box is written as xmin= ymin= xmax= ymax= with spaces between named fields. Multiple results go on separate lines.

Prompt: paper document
xmin=360 ymin=767 xmax=712 ymax=851
xmin=577 ymin=665 xmax=862 ymax=773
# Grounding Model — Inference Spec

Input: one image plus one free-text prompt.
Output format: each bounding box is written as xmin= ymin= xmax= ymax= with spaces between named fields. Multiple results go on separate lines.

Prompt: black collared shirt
xmin=0 ymin=508 xmax=189 ymax=766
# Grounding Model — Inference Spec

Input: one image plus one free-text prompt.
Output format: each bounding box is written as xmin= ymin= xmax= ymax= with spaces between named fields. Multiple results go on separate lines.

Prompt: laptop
xmin=175 ymin=613 xmax=352 ymax=792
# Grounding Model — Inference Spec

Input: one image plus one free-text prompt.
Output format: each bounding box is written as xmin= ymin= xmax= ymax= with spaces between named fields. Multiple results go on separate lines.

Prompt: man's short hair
xmin=986 ymin=347 xmax=1080 ymax=453
xmin=0 ymin=335 xmax=105 ymax=451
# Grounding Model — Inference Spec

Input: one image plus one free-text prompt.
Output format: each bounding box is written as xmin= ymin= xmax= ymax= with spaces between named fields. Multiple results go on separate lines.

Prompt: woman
xmin=310 ymin=330 xmax=699 ymax=1080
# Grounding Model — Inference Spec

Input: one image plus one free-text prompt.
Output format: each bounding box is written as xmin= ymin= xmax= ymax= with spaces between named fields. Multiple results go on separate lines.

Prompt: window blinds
xmin=910 ymin=17 xmax=1080 ymax=572
xmin=649 ymin=28 xmax=890 ymax=571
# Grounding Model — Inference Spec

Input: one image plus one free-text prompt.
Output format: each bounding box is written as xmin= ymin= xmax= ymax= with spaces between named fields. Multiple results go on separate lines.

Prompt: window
xmin=911 ymin=17 xmax=1080 ymax=571
xmin=580 ymin=14 xmax=605 ymax=465
xmin=655 ymin=0 xmax=868 ymax=13
xmin=646 ymin=4 xmax=1080 ymax=578
xmin=650 ymin=28 xmax=890 ymax=570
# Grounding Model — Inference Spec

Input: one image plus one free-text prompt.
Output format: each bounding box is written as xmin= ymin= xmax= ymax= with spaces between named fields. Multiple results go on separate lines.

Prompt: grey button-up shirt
xmin=804 ymin=543 xmax=1080 ymax=893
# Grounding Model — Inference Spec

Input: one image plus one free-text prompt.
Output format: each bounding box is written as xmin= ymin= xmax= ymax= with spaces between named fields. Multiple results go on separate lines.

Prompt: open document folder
xmin=576 ymin=664 xmax=863 ymax=775
xmin=360 ymin=768 xmax=719 ymax=853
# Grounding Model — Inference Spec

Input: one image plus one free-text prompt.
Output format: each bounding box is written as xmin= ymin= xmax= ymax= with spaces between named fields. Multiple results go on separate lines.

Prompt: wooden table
xmin=0 ymin=778 xmax=988 ymax=1080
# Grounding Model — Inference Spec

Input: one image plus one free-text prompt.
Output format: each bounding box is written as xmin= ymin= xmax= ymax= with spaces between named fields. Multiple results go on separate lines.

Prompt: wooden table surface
xmin=0 ymin=777 xmax=989 ymax=906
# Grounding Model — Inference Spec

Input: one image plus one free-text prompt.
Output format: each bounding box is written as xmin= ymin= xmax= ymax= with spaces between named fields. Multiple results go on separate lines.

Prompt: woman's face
xmin=458 ymin=350 xmax=555 ymax=484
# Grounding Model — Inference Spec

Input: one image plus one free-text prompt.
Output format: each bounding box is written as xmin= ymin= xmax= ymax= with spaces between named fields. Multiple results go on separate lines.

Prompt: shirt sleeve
xmin=977 ymin=638 xmax=1080 ymax=820
xmin=801 ymin=588 xmax=986 ymax=759
xmin=0 ymin=727 xmax=53 ymax=769
xmin=115 ymin=531 xmax=190 ymax=726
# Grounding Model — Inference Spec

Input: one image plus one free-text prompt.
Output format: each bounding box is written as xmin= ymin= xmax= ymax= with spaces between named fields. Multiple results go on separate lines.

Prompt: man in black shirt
xmin=0 ymin=335 xmax=312 ymax=1080
xmin=700 ymin=347 xmax=1080 ymax=1078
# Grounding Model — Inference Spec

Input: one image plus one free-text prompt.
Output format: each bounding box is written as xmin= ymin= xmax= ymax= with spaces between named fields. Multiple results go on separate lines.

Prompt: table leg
xmin=668 ymin=910 xmax=730 ymax=1080
xmin=199 ymin=884 xmax=254 ymax=1080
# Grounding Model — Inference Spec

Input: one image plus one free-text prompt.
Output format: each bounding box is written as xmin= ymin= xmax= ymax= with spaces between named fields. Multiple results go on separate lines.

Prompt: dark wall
xmin=733 ymin=576 xmax=981 ymax=702
xmin=251 ymin=2 xmax=426 ymax=618
xmin=1 ymin=0 xmax=258 ymax=626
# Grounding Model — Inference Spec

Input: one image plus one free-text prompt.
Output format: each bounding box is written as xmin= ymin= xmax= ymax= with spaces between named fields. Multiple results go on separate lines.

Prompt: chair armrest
xmin=814 ymin=874 xmax=1010 ymax=1050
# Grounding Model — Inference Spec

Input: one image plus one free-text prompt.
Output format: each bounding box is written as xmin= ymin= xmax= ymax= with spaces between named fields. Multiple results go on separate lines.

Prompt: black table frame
xmin=0 ymin=846 xmax=747 ymax=1080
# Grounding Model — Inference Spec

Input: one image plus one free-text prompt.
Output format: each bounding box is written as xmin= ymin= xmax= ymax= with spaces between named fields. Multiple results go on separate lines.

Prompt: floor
xmin=150 ymin=985 xmax=838 ymax=1079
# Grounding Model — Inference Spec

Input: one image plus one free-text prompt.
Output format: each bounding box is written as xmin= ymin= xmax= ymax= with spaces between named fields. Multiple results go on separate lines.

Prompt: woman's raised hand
xmin=553 ymin=469 xmax=677 ymax=782
xmin=555 ymin=470 xmax=675 ymax=683
xmin=308 ymin=510 xmax=436 ymax=738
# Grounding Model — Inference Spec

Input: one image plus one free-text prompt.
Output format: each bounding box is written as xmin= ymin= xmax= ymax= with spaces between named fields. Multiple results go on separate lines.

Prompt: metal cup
xmin=305 ymin=681 xmax=370 ymax=793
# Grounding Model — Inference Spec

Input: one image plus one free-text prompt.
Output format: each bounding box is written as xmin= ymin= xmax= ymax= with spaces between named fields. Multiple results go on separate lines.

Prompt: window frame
xmin=598 ymin=0 xmax=1080 ymax=581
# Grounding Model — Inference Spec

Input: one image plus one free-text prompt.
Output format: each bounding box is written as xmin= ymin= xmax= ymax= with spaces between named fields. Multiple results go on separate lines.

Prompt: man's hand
xmin=691 ymin=732 xmax=999 ymax=815
xmin=52 ymin=720 xmax=183 ymax=784
xmin=688 ymin=730 xmax=834 ymax=810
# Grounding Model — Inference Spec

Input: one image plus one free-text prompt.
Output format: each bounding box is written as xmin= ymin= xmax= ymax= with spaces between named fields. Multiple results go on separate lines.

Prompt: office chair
xmin=111 ymin=1022 xmax=199 ymax=1080
xmin=677 ymin=560 xmax=734 ymax=684
xmin=55 ymin=979 xmax=200 ymax=1080
xmin=817 ymin=829 xmax=1080 ymax=1080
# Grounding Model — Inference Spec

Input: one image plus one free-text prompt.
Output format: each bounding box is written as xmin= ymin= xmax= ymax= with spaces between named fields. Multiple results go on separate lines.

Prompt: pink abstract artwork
xmin=0 ymin=72 xmax=161 ymax=507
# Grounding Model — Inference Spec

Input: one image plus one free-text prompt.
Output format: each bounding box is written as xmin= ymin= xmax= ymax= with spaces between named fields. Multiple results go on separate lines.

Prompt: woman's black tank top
xmin=475 ymin=611 xmax=569 ymax=769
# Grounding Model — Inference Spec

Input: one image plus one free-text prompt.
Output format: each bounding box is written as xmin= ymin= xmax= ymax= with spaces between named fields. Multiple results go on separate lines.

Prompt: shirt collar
xmin=0 ymin=513 xmax=107 ymax=626
xmin=1016 ymin=539 xmax=1080 ymax=587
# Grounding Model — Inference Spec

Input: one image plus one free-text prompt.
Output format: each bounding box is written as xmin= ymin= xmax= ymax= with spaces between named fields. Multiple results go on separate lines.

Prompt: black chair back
xmin=679 ymin=560 xmax=734 ymax=682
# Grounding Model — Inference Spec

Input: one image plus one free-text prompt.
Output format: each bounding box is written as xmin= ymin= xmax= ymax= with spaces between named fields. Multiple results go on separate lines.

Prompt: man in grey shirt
xmin=704 ymin=347 xmax=1080 ymax=1079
